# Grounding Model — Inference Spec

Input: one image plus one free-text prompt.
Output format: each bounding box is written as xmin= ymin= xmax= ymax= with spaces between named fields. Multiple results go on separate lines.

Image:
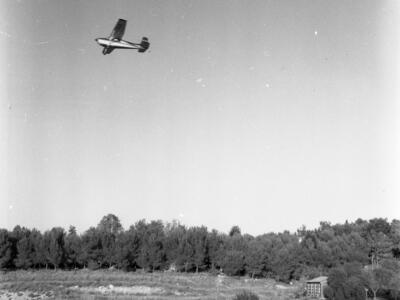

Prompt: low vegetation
xmin=0 ymin=269 xmax=300 ymax=299
xmin=233 ymin=290 xmax=260 ymax=300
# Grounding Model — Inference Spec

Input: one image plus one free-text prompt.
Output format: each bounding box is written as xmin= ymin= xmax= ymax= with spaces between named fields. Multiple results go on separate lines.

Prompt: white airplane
xmin=95 ymin=19 xmax=150 ymax=55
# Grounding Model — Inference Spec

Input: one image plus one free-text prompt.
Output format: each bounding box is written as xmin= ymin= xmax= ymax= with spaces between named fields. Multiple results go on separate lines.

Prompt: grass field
xmin=0 ymin=270 xmax=306 ymax=300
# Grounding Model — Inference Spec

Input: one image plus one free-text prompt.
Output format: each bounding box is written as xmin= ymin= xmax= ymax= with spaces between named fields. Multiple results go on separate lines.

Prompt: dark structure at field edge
xmin=306 ymin=276 xmax=328 ymax=299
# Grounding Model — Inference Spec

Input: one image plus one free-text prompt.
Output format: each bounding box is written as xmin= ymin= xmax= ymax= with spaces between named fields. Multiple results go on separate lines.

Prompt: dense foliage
xmin=1 ymin=216 xmax=399 ymax=290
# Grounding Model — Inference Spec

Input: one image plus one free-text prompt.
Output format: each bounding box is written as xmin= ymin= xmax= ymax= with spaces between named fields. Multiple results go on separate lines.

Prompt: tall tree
xmin=44 ymin=227 xmax=65 ymax=270
xmin=207 ymin=229 xmax=226 ymax=271
xmin=138 ymin=220 xmax=166 ymax=271
xmin=96 ymin=214 xmax=123 ymax=268
xmin=192 ymin=226 xmax=209 ymax=272
xmin=367 ymin=231 xmax=393 ymax=266
xmin=389 ymin=271 xmax=400 ymax=300
xmin=30 ymin=229 xmax=46 ymax=268
xmin=64 ymin=226 xmax=81 ymax=269
xmin=80 ymin=227 xmax=102 ymax=269
xmin=113 ymin=229 xmax=141 ymax=271
xmin=390 ymin=219 xmax=400 ymax=259
xmin=181 ymin=226 xmax=209 ymax=272
xmin=164 ymin=221 xmax=186 ymax=269
xmin=0 ymin=229 xmax=14 ymax=269
xmin=14 ymin=228 xmax=34 ymax=269
xmin=364 ymin=265 xmax=393 ymax=300
xmin=326 ymin=265 xmax=367 ymax=300
xmin=245 ymin=237 xmax=268 ymax=278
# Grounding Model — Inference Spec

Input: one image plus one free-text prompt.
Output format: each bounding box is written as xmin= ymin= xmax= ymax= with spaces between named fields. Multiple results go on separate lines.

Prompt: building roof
xmin=307 ymin=276 xmax=328 ymax=283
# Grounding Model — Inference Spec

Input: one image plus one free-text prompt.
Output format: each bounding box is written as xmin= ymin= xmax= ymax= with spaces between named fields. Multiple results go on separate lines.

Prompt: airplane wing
xmin=109 ymin=19 xmax=127 ymax=40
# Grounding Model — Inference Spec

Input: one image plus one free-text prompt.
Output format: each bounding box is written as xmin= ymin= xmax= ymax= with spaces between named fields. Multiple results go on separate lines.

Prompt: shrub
xmin=232 ymin=290 xmax=259 ymax=300
xmin=87 ymin=260 xmax=100 ymax=270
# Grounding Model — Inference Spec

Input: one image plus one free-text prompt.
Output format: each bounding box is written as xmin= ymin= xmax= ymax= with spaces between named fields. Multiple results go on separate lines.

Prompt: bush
xmin=87 ymin=260 xmax=100 ymax=270
xmin=232 ymin=290 xmax=259 ymax=300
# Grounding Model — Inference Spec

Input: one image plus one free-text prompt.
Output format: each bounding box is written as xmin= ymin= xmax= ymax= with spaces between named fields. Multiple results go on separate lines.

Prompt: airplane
xmin=95 ymin=19 xmax=150 ymax=55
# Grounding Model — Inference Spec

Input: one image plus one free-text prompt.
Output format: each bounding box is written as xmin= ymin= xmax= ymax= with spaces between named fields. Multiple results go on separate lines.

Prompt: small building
xmin=306 ymin=276 xmax=328 ymax=299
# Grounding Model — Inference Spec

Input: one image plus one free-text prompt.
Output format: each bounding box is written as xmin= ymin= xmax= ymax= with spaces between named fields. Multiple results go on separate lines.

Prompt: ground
xmin=0 ymin=270 xmax=306 ymax=300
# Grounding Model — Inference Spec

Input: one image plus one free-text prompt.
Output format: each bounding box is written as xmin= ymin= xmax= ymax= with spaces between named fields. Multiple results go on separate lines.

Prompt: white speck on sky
xmin=0 ymin=30 xmax=11 ymax=38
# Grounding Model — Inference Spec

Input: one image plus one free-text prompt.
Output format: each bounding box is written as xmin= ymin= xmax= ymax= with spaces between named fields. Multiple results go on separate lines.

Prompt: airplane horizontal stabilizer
xmin=138 ymin=37 xmax=150 ymax=52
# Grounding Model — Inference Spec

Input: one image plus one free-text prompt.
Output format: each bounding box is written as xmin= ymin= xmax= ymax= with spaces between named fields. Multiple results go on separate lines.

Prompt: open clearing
xmin=0 ymin=270 xmax=304 ymax=299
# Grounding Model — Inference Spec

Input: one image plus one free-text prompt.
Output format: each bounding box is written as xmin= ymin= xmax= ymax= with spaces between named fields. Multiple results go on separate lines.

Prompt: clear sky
xmin=1 ymin=0 xmax=399 ymax=235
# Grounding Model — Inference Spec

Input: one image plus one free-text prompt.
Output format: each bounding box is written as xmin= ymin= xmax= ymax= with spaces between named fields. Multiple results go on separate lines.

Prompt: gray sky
xmin=1 ymin=0 xmax=399 ymax=235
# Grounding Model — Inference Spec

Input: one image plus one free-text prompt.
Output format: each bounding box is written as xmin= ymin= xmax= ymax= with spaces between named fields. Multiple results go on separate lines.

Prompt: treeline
xmin=0 ymin=215 xmax=399 ymax=283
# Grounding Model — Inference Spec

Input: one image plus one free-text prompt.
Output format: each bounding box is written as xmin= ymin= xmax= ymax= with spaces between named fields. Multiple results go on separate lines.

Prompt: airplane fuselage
xmin=95 ymin=38 xmax=139 ymax=49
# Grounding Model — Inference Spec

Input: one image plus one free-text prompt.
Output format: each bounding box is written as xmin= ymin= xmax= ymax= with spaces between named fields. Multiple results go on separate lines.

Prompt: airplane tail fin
xmin=138 ymin=37 xmax=150 ymax=52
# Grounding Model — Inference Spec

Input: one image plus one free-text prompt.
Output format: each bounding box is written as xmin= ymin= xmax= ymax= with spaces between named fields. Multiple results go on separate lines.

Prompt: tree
xmin=367 ymin=231 xmax=393 ymax=266
xmin=389 ymin=271 xmax=400 ymax=300
xmin=390 ymin=219 xmax=400 ymax=259
xmin=367 ymin=218 xmax=392 ymax=236
xmin=163 ymin=221 xmax=186 ymax=269
xmin=207 ymin=229 xmax=226 ymax=271
xmin=245 ymin=238 xmax=268 ymax=278
xmin=137 ymin=220 xmax=166 ymax=271
xmin=9 ymin=226 xmax=27 ymax=268
xmin=113 ymin=229 xmax=141 ymax=271
xmin=30 ymin=229 xmax=46 ymax=268
xmin=326 ymin=268 xmax=348 ymax=300
xmin=0 ymin=229 xmax=14 ymax=269
xmin=364 ymin=265 xmax=393 ymax=299
xmin=180 ymin=226 xmax=209 ymax=272
xmin=343 ymin=232 xmax=369 ymax=264
xmin=326 ymin=264 xmax=367 ymax=300
xmin=222 ymin=250 xmax=246 ymax=276
xmin=178 ymin=230 xmax=196 ymax=272
xmin=379 ymin=259 xmax=400 ymax=300
xmin=229 ymin=226 xmax=241 ymax=237
xmin=96 ymin=215 xmax=123 ymax=268
xmin=97 ymin=214 xmax=123 ymax=235
xmin=270 ymin=244 xmax=299 ymax=282
xmin=80 ymin=227 xmax=102 ymax=269
xmin=14 ymin=228 xmax=34 ymax=269
xmin=192 ymin=226 xmax=209 ymax=272
xmin=323 ymin=285 xmax=335 ymax=300
xmin=64 ymin=226 xmax=81 ymax=269
xmin=44 ymin=227 xmax=65 ymax=269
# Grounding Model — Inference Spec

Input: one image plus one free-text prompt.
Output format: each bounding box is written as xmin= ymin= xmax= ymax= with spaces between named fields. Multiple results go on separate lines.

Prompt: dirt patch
xmin=70 ymin=284 xmax=165 ymax=295
xmin=275 ymin=284 xmax=294 ymax=290
xmin=0 ymin=290 xmax=54 ymax=300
